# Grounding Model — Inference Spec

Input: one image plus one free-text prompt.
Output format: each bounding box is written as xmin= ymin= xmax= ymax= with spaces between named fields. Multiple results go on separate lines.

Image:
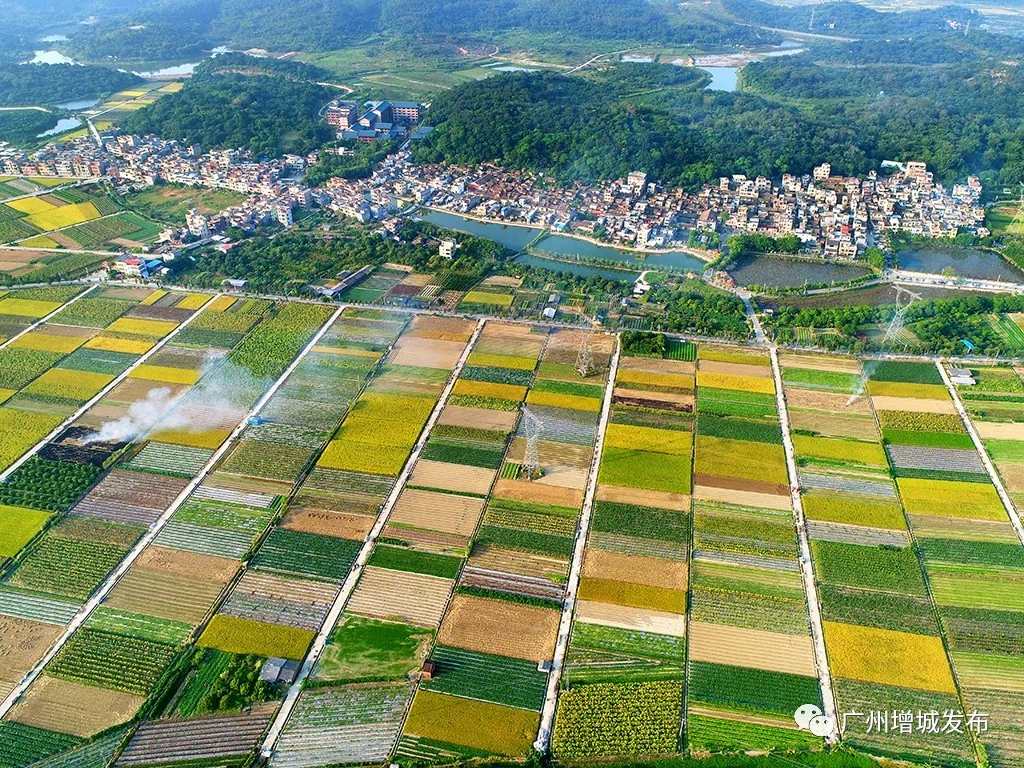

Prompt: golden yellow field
xmin=150 ymin=427 xmax=231 ymax=449
xmin=526 ymin=390 xmax=601 ymax=412
xmin=138 ymin=290 xmax=167 ymax=306
xmin=6 ymin=198 xmax=55 ymax=215
xmin=206 ymin=295 xmax=236 ymax=312
xmin=823 ymin=621 xmax=957 ymax=694
xmin=106 ymin=318 xmax=179 ymax=338
xmin=697 ymin=371 xmax=775 ymax=394
xmin=175 ymin=293 xmax=211 ymax=310
xmin=129 ymin=364 xmax=201 ymax=385
xmin=452 ymin=379 xmax=527 ymax=401
xmin=25 ymin=202 xmax=101 ymax=232
xmin=0 ymin=298 xmax=63 ymax=318
xmin=84 ymin=336 xmax=154 ymax=354
xmin=11 ymin=332 xmax=85 ymax=354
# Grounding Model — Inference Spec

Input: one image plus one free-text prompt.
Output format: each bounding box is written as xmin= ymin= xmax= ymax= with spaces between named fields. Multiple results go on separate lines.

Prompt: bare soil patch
xmin=438 ymin=594 xmax=558 ymax=662
xmin=582 ymin=549 xmax=687 ymax=590
xmin=575 ymin=600 xmax=686 ymax=637
xmin=688 ymin=621 xmax=815 ymax=676
xmin=9 ymin=676 xmax=145 ymax=737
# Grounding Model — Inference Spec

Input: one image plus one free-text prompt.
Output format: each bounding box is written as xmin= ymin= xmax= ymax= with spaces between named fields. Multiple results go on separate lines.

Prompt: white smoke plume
xmin=84 ymin=354 xmax=272 ymax=446
xmin=84 ymin=386 xmax=189 ymax=444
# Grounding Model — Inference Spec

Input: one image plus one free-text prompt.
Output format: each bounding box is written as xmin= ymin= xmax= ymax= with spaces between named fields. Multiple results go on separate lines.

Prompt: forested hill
xmin=120 ymin=56 xmax=334 ymax=158
xmin=59 ymin=0 xmax=778 ymax=60
xmin=722 ymin=0 xmax=976 ymax=38
xmin=412 ymin=71 xmax=716 ymax=189
xmin=414 ymin=63 xmax=1024 ymax=188
xmin=0 ymin=64 xmax=142 ymax=107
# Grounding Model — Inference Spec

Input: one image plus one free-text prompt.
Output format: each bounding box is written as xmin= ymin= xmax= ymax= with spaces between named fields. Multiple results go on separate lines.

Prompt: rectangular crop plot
xmin=404 ymin=690 xmax=538 ymax=757
xmin=273 ymin=684 xmax=412 ymax=768
xmin=72 ymin=469 xmax=190 ymax=527
xmin=222 ymin=570 xmax=337 ymax=631
xmin=118 ymin=706 xmax=278 ymax=766
xmin=346 ymin=566 xmax=454 ymax=628
xmin=125 ymin=443 xmax=214 ymax=477
xmin=423 ymin=646 xmax=548 ymax=710
xmin=253 ymin=529 xmax=361 ymax=581
xmin=48 ymin=629 xmax=177 ymax=695
xmin=10 ymin=535 xmax=129 ymax=599
xmin=198 ymin=615 xmax=314 ymax=660
xmin=552 ymin=680 xmax=683 ymax=759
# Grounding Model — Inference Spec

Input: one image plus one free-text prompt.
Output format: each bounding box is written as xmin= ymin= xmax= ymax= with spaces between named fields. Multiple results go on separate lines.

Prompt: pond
xmin=417 ymin=209 xmax=708 ymax=274
xmin=131 ymin=47 xmax=234 ymax=79
xmin=38 ymin=117 xmax=83 ymax=138
xmin=897 ymin=248 xmax=1024 ymax=282
xmin=514 ymin=252 xmax=639 ymax=282
xmin=728 ymin=255 xmax=872 ymax=289
xmin=52 ymin=98 xmax=99 ymax=111
xmin=23 ymin=50 xmax=78 ymax=65
xmin=699 ymin=67 xmax=739 ymax=92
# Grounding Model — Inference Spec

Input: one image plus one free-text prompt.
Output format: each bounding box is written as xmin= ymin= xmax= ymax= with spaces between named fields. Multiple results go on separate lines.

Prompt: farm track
xmin=534 ymin=337 xmax=620 ymax=751
xmin=860 ymin=362 xmax=985 ymax=762
xmin=0 ymin=303 xmax=346 ymax=721
xmin=938 ymin=362 xmax=1024 ymax=546
xmin=769 ymin=346 xmax=838 ymax=744
xmin=259 ymin=318 xmax=486 ymax=760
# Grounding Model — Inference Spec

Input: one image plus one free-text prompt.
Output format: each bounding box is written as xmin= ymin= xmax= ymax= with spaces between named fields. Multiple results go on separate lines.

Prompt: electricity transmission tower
xmin=574 ymin=318 xmax=597 ymax=378
xmin=522 ymin=407 xmax=544 ymax=480
xmin=881 ymin=285 xmax=921 ymax=350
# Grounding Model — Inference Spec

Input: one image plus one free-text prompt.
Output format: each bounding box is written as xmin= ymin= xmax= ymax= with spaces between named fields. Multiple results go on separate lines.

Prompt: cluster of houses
xmin=4 ymin=122 xmax=989 ymax=275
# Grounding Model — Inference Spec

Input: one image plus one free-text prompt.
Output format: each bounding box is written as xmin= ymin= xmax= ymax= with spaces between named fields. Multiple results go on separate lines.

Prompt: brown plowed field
xmin=779 ymin=353 xmax=860 ymax=373
xmin=507 ymin=438 xmax=591 ymax=470
xmin=9 ymin=675 xmax=145 ymax=737
xmin=619 ymin=357 xmax=695 ymax=375
xmin=582 ymin=549 xmax=687 ymax=590
xmin=0 ymin=616 xmax=62 ymax=685
xmin=574 ymin=600 xmax=686 ymax=637
xmin=597 ymin=485 xmax=691 ymax=512
xmin=438 ymin=405 xmax=518 ymax=431
xmin=105 ymin=569 xmax=225 ymax=624
xmin=492 ymin=478 xmax=583 ymax=508
xmin=613 ymin=387 xmax=694 ymax=409
xmin=134 ymin=546 xmax=238 ymax=582
xmin=468 ymin=543 xmax=568 ymax=580
xmin=789 ymin=410 xmax=877 ymax=441
xmin=389 ymin=337 xmax=466 ymax=369
xmin=437 ymin=594 xmax=558 ymax=662
xmin=383 ymin=524 xmax=472 ymax=553
xmin=346 ymin=566 xmax=453 ymax=628
xmin=390 ymin=489 xmax=484 ymax=536
xmin=693 ymin=474 xmax=789 ymax=497
xmin=786 ymin=389 xmax=872 ymax=415
xmin=688 ymin=621 xmax=815 ymax=676
xmin=281 ymin=508 xmax=375 ymax=539
xmin=693 ymin=484 xmax=791 ymax=511
xmin=409 ymin=460 xmax=496 ymax=495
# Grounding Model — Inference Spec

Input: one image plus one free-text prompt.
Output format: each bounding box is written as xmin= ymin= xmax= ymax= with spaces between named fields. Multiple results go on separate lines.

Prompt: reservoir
xmin=417 ymin=209 xmax=707 ymax=274
xmin=897 ymin=248 xmax=1024 ymax=282
xmin=699 ymin=67 xmax=739 ymax=92
xmin=38 ymin=117 xmax=83 ymax=138
xmin=728 ymin=255 xmax=872 ymax=288
xmin=23 ymin=50 xmax=77 ymax=65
